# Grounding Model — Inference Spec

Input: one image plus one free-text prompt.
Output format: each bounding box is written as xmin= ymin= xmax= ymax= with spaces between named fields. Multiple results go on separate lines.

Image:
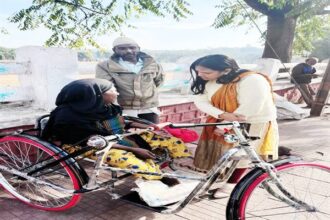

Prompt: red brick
xmin=175 ymin=103 xmax=191 ymax=113
xmin=167 ymin=113 xmax=182 ymax=122
xmin=192 ymin=118 xmax=202 ymax=123
xmin=181 ymin=111 xmax=197 ymax=121
xmin=189 ymin=103 xmax=198 ymax=111
xmin=159 ymin=115 xmax=168 ymax=123
xmin=159 ymin=105 xmax=176 ymax=114
xmin=200 ymin=116 xmax=208 ymax=123
xmin=182 ymin=118 xmax=201 ymax=123
xmin=196 ymin=110 xmax=207 ymax=117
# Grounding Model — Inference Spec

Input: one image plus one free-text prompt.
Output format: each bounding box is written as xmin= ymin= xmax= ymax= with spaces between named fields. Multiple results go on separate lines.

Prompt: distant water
xmin=0 ymin=91 xmax=15 ymax=101
xmin=0 ymin=65 xmax=9 ymax=74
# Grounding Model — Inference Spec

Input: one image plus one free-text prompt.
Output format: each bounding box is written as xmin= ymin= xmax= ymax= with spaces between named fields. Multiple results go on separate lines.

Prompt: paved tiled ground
xmin=1 ymin=113 xmax=330 ymax=219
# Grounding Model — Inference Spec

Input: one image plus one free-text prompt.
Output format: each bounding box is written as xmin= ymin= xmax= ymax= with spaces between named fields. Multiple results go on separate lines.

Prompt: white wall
xmin=15 ymin=46 xmax=78 ymax=111
xmin=254 ymin=58 xmax=281 ymax=83
xmin=0 ymin=61 xmax=29 ymax=102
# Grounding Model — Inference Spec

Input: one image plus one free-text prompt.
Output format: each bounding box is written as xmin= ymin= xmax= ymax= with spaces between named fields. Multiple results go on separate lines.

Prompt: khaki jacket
xmin=95 ymin=52 xmax=164 ymax=109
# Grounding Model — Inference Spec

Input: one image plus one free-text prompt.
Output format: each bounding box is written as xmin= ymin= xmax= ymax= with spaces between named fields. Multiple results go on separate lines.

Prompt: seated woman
xmin=42 ymin=78 xmax=190 ymax=183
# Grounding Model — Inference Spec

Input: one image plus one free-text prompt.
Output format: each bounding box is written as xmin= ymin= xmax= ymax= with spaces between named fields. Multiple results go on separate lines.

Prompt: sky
xmin=0 ymin=0 xmax=266 ymax=50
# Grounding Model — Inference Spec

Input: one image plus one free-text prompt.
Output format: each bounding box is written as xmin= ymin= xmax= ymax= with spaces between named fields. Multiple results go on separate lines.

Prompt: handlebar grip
xmin=104 ymin=135 xmax=120 ymax=141
xmin=169 ymin=123 xmax=194 ymax=128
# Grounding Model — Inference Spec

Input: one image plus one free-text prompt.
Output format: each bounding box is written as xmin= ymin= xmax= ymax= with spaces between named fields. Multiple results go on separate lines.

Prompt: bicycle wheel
xmin=0 ymin=135 xmax=82 ymax=211
xmin=228 ymin=163 xmax=330 ymax=219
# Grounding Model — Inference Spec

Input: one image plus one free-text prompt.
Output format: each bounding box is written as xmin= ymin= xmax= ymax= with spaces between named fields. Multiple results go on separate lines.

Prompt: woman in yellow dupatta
xmin=190 ymin=55 xmax=279 ymax=183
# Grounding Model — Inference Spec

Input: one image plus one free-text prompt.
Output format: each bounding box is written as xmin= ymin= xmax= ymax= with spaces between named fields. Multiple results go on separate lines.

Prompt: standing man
xmin=96 ymin=36 xmax=164 ymax=123
xmin=291 ymin=57 xmax=318 ymax=108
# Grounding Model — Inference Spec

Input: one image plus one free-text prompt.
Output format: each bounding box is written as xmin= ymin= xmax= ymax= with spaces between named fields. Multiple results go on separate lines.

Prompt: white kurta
xmin=193 ymin=74 xmax=277 ymax=123
xmin=193 ymin=74 xmax=279 ymax=163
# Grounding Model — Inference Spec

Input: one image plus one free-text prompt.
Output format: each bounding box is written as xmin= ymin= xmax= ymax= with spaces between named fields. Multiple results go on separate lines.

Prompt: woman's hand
xmin=112 ymin=144 xmax=156 ymax=160
xmin=219 ymin=112 xmax=246 ymax=122
xmin=214 ymin=128 xmax=227 ymax=136
xmin=102 ymin=88 xmax=119 ymax=104
xmin=148 ymin=122 xmax=172 ymax=131
xmin=131 ymin=148 xmax=156 ymax=160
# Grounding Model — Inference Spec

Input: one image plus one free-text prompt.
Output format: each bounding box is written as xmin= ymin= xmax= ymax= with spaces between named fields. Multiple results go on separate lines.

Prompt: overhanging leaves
xmin=9 ymin=0 xmax=191 ymax=48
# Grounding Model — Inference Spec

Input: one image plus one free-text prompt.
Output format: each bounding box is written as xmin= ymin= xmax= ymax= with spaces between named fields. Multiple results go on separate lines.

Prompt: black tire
xmin=227 ymin=162 xmax=330 ymax=219
xmin=0 ymin=135 xmax=84 ymax=211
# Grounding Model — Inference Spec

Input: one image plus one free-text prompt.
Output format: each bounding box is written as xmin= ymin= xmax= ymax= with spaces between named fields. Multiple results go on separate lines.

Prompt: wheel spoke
xmin=233 ymin=163 xmax=330 ymax=219
xmin=0 ymin=136 xmax=81 ymax=210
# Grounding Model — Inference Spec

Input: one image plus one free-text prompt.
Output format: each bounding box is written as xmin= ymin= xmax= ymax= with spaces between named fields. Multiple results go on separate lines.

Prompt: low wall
xmin=159 ymin=102 xmax=207 ymax=123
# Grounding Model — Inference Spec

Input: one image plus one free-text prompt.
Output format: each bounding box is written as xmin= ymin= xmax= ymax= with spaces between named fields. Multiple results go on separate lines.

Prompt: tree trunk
xmin=262 ymin=15 xmax=297 ymax=62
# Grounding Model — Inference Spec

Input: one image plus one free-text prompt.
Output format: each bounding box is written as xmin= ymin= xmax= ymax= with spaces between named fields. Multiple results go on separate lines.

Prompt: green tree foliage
xmin=293 ymin=16 xmax=330 ymax=56
xmin=212 ymin=0 xmax=330 ymax=61
xmin=8 ymin=0 xmax=330 ymax=62
xmin=0 ymin=47 xmax=15 ymax=60
xmin=0 ymin=27 xmax=8 ymax=35
xmin=10 ymin=0 xmax=191 ymax=48
xmin=310 ymin=29 xmax=330 ymax=61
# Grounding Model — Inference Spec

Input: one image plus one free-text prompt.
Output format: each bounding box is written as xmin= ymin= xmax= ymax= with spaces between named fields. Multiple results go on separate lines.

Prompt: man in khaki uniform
xmin=96 ymin=36 xmax=164 ymax=123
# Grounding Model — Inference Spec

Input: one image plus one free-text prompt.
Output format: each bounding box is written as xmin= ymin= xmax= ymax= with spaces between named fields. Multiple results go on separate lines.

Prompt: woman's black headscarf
xmin=42 ymin=79 xmax=123 ymax=142
xmin=52 ymin=78 xmax=121 ymax=125
xmin=190 ymin=54 xmax=247 ymax=94
xmin=54 ymin=78 xmax=111 ymax=122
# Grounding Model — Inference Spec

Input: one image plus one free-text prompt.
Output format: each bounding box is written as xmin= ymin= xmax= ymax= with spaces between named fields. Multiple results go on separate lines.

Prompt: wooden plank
xmin=311 ymin=60 xmax=330 ymax=116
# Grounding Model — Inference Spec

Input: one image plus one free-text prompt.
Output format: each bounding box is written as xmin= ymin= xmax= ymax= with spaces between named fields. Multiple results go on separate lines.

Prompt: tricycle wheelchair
xmin=1 ymin=115 xmax=330 ymax=219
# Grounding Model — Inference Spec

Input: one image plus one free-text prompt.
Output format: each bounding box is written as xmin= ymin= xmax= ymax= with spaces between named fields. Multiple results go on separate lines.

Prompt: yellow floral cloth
xmin=63 ymin=131 xmax=190 ymax=180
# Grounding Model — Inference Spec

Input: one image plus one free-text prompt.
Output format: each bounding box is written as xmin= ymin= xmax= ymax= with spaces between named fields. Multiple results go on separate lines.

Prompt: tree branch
xmin=243 ymin=0 xmax=294 ymax=17
xmin=286 ymin=0 xmax=330 ymax=18
xmin=54 ymin=0 xmax=108 ymax=15
xmin=243 ymin=0 xmax=273 ymax=16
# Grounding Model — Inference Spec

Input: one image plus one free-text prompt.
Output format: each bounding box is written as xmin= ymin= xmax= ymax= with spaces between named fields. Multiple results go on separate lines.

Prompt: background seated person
xmin=42 ymin=79 xmax=190 ymax=183
xmin=291 ymin=57 xmax=318 ymax=108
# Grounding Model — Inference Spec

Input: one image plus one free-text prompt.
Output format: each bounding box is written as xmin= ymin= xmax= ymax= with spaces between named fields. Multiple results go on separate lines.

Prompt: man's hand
xmin=219 ymin=112 xmax=247 ymax=122
xmin=131 ymin=148 xmax=156 ymax=160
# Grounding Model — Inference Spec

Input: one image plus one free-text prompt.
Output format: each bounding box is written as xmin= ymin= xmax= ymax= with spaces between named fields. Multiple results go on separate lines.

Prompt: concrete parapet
xmin=15 ymin=46 xmax=78 ymax=111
